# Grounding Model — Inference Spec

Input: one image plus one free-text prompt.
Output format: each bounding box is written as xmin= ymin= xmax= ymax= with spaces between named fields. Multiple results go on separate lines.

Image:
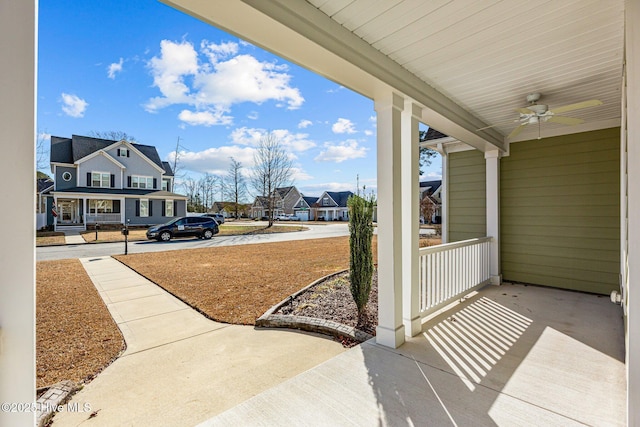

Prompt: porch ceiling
xmin=164 ymin=0 xmax=624 ymax=147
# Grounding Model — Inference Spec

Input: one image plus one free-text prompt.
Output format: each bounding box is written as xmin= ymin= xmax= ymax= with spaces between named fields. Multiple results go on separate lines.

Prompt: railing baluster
xmin=418 ymin=237 xmax=492 ymax=318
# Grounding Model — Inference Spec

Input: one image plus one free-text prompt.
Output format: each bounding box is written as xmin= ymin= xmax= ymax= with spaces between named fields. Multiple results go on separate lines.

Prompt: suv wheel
xmin=159 ymin=231 xmax=172 ymax=242
xmin=203 ymin=229 xmax=213 ymax=240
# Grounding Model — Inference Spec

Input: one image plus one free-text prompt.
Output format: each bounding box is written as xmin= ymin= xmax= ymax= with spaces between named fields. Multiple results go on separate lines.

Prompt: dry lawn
xmin=36 ymin=231 xmax=65 ymax=246
xmin=116 ymin=236 xmax=378 ymax=325
xmin=36 ymin=259 xmax=124 ymax=388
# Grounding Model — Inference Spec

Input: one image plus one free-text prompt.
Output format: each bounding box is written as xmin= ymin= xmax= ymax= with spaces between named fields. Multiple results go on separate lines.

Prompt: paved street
xmin=37 ymin=223 xmax=350 ymax=261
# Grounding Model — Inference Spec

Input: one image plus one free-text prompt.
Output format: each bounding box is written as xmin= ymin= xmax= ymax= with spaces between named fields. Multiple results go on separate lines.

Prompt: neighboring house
xmin=314 ymin=191 xmax=354 ymax=221
xmin=250 ymin=186 xmax=302 ymax=219
xmin=419 ymin=180 xmax=442 ymax=224
xmin=49 ymin=135 xmax=187 ymax=231
xmin=36 ymin=177 xmax=54 ymax=230
xmin=210 ymin=201 xmax=250 ymax=218
xmin=293 ymin=195 xmax=319 ymax=221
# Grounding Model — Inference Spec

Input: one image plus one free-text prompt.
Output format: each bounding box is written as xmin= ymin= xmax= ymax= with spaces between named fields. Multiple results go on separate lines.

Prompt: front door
xmin=58 ymin=200 xmax=78 ymax=224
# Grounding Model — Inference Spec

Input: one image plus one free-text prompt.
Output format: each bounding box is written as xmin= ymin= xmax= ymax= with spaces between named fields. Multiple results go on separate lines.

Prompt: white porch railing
xmin=85 ymin=213 xmax=122 ymax=223
xmin=419 ymin=237 xmax=492 ymax=317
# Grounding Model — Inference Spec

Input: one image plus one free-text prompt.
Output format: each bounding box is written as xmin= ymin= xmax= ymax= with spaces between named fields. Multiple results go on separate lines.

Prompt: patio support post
xmin=625 ymin=0 xmax=640 ymax=424
xmin=485 ymin=150 xmax=501 ymax=285
xmin=375 ymin=91 xmax=406 ymax=348
xmin=401 ymin=99 xmax=422 ymax=336
xmin=0 ymin=1 xmax=36 ymax=425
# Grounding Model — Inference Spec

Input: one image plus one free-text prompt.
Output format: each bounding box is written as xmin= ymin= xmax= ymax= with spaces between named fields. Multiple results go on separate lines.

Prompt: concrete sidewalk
xmin=53 ymin=256 xmax=345 ymax=426
xmin=63 ymin=231 xmax=86 ymax=245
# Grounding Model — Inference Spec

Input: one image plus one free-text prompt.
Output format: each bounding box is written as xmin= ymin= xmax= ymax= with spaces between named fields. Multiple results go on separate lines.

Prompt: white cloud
xmin=314 ymin=139 xmax=367 ymax=163
xmin=298 ymin=119 xmax=312 ymax=129
xmin=364 ymin=130 xmax=374 ymax=136
xmin=420 ymin=171 xmax=442 ymax=180
xmin=145 ymin=39 xmax=304 ymax=126
xmin=230 ymin=127 xmax=315 ymax=152
xmin=332 ymin=118 xmax=356 ymax=134
xmin=247 ymin=111 xmax=259 ymax=120
xmin=60 ymin=93 xmax=88 ymax=118
xmin=107 ymin=58 xmax=124 ymax=79
xmin=168 ymin=145 xmax=256 ymax=175
xmin=178 ymin=108 xmax=232 ymax=126
xmin=291 ymin=167 xmax=313 ymax=181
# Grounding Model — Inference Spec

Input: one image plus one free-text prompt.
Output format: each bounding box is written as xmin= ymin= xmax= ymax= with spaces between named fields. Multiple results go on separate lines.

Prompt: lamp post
xmin=122 ymin=219 xmax=130 ymax=255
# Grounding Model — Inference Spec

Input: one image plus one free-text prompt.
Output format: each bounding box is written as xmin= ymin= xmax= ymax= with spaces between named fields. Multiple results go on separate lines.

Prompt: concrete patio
xmin=201 ymin=283 xmax=626 ymax=426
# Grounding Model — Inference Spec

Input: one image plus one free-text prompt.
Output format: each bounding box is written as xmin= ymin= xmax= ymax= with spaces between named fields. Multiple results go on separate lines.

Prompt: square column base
xmin=376 ymin=324 xmax=406 ymax=349
xmin=403 ymin=316 xmax=422 ymax=337
xmin=490 ymin=275 xmax=502 ymax=286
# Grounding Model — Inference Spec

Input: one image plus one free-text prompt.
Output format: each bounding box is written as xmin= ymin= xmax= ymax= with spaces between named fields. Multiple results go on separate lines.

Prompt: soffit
xmin=310 ymin=0 xmax=624 ymax=142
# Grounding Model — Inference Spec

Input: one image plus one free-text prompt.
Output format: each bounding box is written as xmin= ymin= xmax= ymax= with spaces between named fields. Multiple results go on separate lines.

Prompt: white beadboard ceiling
xmin=308 ymin=0 xmax=624 ymax=142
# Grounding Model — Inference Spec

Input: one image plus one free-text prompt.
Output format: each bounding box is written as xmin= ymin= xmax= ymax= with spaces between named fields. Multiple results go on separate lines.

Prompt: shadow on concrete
xmin=361 ymin=283 xmax=626 ymax=426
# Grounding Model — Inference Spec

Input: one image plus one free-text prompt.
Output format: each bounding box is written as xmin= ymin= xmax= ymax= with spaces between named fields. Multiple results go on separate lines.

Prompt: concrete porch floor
xmin=201 ymin=283 xmax=626 ymax=426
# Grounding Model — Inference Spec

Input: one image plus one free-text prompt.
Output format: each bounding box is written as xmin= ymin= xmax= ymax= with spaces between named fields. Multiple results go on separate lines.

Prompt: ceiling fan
xmin=479 ymin=93 xmax=603 ymax=139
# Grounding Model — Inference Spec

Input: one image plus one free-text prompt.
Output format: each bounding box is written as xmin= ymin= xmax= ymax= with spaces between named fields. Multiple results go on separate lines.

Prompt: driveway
xmin=37 ymin=223 xmax=349 ymax=261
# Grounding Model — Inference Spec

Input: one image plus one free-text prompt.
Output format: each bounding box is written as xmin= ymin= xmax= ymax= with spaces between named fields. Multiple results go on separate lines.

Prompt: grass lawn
xmin=116 ymin=236 xmax=378 ymax=325
xmin=80 ymin=224 xmax=306 ymax=243
xmin=36 ymin=259 xmax=124 ymax=388
xmin=36 ymin=231 xmax=65 ymax=246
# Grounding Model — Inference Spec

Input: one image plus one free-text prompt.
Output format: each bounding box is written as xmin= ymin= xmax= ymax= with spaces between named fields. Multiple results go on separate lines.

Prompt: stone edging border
xmin=255 ymin=269 xmax=374 ymax=343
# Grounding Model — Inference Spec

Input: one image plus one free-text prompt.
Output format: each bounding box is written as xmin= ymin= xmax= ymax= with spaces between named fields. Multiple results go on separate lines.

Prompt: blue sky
xmin=37 ymin=0 xmax=441 ymax=199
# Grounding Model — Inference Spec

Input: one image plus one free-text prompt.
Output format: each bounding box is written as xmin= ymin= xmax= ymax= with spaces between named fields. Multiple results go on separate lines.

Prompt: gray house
xmin=49 ymin=135 xmax=187 ymax=230
xmin=314 ymin=191 xmax=354 ymax=221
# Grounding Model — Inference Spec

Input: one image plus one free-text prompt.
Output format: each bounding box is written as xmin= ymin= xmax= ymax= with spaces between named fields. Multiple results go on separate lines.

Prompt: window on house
xmin=165 ymin=199 xmax=174 ymax=217
xmin=139 ymin=199 xmax=149 ymax=217
xmin=162 ymin=180 xmax=168 ymax=191
xmin=117 ymin=148 xmax=129 ymax=157
xmin=92 ymin=172 xmax=110 ymax=188
xmin=323 ymin=197 xmax=330 ymax=206
xmin=131 ymin=176 xmax=154 ymax=189
xmin=88 ymin=200 xmax=114 ymax=213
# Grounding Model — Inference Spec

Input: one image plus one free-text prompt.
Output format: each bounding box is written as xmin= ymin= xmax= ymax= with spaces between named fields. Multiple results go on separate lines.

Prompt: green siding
xmin=500 ymin=128 xmax=620 ymax=294
xmin=448 ymin=150 xmax=486 ymax=242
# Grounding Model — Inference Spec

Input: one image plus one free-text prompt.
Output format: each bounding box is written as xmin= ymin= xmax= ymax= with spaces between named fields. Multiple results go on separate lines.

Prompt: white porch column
xmin=441 ymin=150 xmax=449 ymax=243
xmin=485 ymin=150 xmax=501 ymax=285
xmin=375 ymin=91 xmax=406 ymax=348
xmin=0 ymin=2 xmax=36 ymax=426
xmin=625 ymin=0 xmax=640 ymax=425
xmin=401 ymin=100 xmax=421 ymax=336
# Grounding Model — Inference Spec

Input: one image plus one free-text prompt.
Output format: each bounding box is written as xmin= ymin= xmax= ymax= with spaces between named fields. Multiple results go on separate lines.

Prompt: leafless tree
xmin=89 ymin=130 xmax=137 ymax=142
xmin=250 ymin=133 xmax=294 ymax=227
xmin=225 ymin=157 xmax=248 ymax=219
xmin=36 ymin=132 xmax=50 ymax=173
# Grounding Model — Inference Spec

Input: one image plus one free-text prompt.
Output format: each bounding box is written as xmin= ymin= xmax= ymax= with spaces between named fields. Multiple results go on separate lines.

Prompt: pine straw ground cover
xmin=36 ymin=259 xmax=124 ymax=388
xmin=116 ymin=236 xmax=377 ymax=325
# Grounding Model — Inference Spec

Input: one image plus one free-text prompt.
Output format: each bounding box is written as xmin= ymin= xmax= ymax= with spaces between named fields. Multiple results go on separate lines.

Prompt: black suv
xmin=146 ymin=216 xmax=219 ymax=242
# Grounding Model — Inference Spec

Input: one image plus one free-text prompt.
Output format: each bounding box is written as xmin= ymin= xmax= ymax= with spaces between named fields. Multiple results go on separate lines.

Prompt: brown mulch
xmin=116 ymin=236 xmax=378 ymax=325
xmin=277 ymin=270 xmax=379 ymax=336
xmin=36 ymin=259 xmax=125 ymax=388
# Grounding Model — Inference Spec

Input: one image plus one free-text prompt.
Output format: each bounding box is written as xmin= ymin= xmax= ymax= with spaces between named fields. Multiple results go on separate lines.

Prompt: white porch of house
xmin=53 ymin=195 xmax=125 ymax=231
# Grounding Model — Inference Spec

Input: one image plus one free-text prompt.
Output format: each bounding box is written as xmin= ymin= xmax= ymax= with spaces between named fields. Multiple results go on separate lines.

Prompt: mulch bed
xmin=276 ymin=269 xmax=378 ymax=337
xmin=36 ymin=259 xmax=125 ymax=388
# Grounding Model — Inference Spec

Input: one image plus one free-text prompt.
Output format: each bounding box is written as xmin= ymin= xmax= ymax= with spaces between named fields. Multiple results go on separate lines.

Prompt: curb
xmin=256 ymin=269 xmax=374 ymax=343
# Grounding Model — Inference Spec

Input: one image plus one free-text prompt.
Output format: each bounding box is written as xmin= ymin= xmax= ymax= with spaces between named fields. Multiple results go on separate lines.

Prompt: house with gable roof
xmin=49 ymin=134 xmax=187 ymax=231
xmin=293 ymin=195 xmax=319 ymax=221
xmin=250 ymin=186 xmax=301 ymax=219
xmin=314 ymin=191 xmax=354 ymax=221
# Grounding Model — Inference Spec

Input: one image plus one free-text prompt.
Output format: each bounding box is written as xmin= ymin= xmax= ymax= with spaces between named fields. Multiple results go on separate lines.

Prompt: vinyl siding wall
xmin=500 ymin=128 xmax=620 ymax=294
xmin=448 ymin=150 xmax=486 ymax=242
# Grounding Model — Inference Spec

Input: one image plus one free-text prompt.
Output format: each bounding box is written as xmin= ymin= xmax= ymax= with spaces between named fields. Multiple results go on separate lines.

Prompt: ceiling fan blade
xmin=550 ymin=99 xmax=602 ymax=114
xmin=507 ymin=123 xmax=527 ymax=139
xmin=547 ymin=116 xmax=584 ymax=126
xmin=516 ymin=107 xmax=533 ymax=115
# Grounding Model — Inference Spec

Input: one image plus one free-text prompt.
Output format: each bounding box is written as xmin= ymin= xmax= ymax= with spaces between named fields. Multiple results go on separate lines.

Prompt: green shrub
xmin=347 ymin=194 xmax=375 ymax=321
